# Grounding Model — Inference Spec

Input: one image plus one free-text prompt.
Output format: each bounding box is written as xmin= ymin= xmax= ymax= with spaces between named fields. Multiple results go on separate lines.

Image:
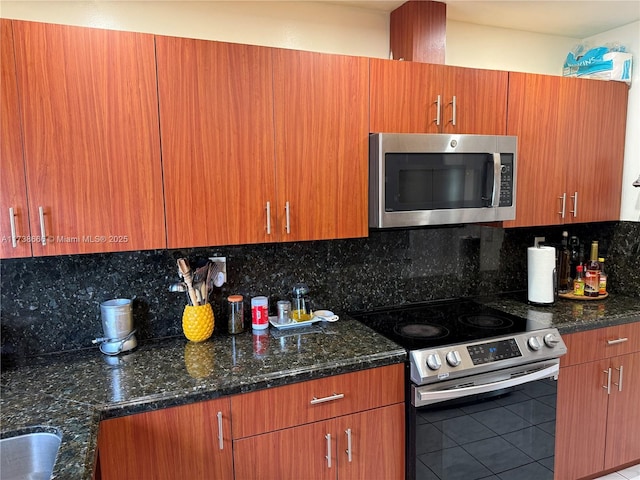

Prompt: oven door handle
xmin=414 ymin=363 xmax=559 ymax=407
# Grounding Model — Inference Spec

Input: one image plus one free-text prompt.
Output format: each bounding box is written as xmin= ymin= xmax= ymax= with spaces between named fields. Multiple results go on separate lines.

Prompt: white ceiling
xmin=333 ymin=0 xmax=640 ymax=38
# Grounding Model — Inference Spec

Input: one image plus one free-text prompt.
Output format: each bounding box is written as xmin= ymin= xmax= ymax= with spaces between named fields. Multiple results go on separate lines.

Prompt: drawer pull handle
xmin=325 ymin=433 xmax=332 ymax=468
xmin=603 ymin=368 xmax=612 ymax=395
xmin=217 ymin=411 xmax=224 ymax=450
xmin=345 ymin=428 xmax=352 ymax=462
xmin=607 ymin=338 xmax=628 ymax=345
xmin=310 ymin=393 xmax=345 ymax=405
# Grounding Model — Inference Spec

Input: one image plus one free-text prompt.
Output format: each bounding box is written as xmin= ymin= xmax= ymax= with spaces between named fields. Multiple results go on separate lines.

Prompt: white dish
xmin=313 ymin=310 xmax=339 ymax=322
xmin=269 ymin=317 xmax=321 ymax=330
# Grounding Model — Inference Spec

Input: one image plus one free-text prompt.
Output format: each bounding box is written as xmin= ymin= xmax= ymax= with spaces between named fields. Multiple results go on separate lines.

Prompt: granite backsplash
xmin=2 ymin=221 xmax=638 ymax=363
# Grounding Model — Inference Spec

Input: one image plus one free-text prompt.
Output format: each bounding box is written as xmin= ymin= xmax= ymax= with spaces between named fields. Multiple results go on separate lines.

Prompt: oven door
xmin=408 ymin=360 xmax=559 ymax=480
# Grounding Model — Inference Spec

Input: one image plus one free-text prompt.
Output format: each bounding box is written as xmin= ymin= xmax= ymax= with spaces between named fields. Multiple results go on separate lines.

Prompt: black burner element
xmin=394 ymin=322 xmax=450 ymax=340
xmin=459 ymin=314 xmax=514 ymax=329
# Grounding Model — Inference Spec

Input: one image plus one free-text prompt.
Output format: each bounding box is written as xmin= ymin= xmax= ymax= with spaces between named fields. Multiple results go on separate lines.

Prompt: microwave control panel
xmin=499 ymin=163 xmax=513 ymax=206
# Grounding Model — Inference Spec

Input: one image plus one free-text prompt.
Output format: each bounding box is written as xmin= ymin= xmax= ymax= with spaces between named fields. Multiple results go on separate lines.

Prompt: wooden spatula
xmin=177 ymin=258 xmax=200 ymax=306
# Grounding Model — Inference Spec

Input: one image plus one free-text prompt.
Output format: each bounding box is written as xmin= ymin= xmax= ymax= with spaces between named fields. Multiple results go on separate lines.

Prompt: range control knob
xmin=446 ymin=350 xmax=462 ymax=367
xmin=426 ymin=353 xmax=442 ymax=371
xmin=528 ymin=336 xmax=542 ymax=351
xmin=544 ymin=333 xmax=560 ymax=348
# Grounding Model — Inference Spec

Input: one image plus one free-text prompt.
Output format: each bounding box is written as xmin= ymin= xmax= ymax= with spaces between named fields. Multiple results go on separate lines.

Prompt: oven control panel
xmin=410 ymin=328 xmax=567 ymax=385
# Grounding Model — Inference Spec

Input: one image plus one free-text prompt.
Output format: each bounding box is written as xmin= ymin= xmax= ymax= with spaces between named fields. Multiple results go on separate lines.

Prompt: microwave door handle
xmin=491 ymin=153 xmax=502 ymax=207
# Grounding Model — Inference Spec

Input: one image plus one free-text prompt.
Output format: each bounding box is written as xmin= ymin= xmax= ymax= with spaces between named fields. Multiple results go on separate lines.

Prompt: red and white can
xmin=251 ymin=296 xmax=269 ymax=330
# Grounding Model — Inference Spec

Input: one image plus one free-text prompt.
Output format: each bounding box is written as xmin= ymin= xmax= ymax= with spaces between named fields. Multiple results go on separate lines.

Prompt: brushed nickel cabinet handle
xmin=38 ymin=206 xmax=47 ymax=246
xmin=603 ymin=368 xmax=612 ymax=395
xmin=9 ymin=207 xmax=17 ymax=248
xmin=217 ymin=411 xmax=224 ymax=450
xmin=434 ymin=95 xmax=441 ymax=126
xmin=558 ymin=193 xmax=566 ymax=218
xmin=450 ymin=95 xmax=457 ymax=126
xmin=325 ymin=433 xmax=332 ymax=468
xmin=265 ymin=201 xmax=271 ymax=235
xmin=345 ymin=428 xmax=352 ymax=463
xmin=285 ymin=201 xmax=291 ymax=234
xmin=607 ymin=338 xmax=628 ymax=345
xmin=614 ymin=366 xmax=624 ymax=392
xmin=570 ymin=191 xmax=578 ymax=217
xmin=310 ymin=393 xmax=345 ymax=405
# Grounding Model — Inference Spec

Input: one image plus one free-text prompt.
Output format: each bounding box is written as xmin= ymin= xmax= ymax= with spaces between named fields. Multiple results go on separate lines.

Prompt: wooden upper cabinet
xmin=370 ymin=58 xmax=444 ymax=133
xmin=156 ymin=36 xmax=276 ymax=248
xmin=369 ymin=58 xmax=507 ymax=135
xmin=506 ymin=73 xmax=628 ymax=228
xmin=273 ymin=49 xmax=369 ymax=242
xmin=0 ymin=19 xmax=32 ymax=259
xmin=559 ymin=77 xmax=628 ymax=224
xmin=504 ymin=72 xmax=564 ymax=227
xmin=442 ymin=65 xmax=508 ymax=135
xmin=12 ymin=21 xmax=165 ymax=255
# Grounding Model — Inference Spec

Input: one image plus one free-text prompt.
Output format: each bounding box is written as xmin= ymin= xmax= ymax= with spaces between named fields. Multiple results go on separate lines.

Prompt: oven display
xmin=467 ymin=338 xmax=522 ymax=365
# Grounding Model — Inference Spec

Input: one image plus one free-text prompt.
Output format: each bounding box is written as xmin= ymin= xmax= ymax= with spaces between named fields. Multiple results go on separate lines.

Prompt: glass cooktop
xmin=349 ymin=299 xmax=527 ymax=351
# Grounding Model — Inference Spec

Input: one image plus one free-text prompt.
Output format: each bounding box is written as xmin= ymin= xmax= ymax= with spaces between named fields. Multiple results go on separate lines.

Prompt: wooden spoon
xmin=177 ymin=258 xmax=200 ymax=306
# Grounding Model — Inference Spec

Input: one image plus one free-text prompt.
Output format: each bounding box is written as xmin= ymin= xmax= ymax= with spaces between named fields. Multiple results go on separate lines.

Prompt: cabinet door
xmin=233 ymin=419 xmax=335 ymax=480
xmin=555 ymin=360 xmax=610 ymax=480
xmin=369 ymin=58 xmax=444 ymax=133
xmin=442 ymin=65 xmax=508 ymax=135
xmin=0 ymin=19 xmax=32 ymax=258
xmin=98 ymin=398 xmax=233 ymax=480
xmin=13 ymin=21 xmax=165 ymax=255
xmin=504 ymin=72 xmax=565 ymax=227
xmin=337 ymin=403 xmax=405 ymax=480
xmin=273 ymin=49 xmax=368 ymax=242
xmin=605 ymin=351 xmax=640 ymax=470
xmin=156 ymin=36 xmax=276 ymax=248
xmin=558 ymin=77 xmax=627 ymax=224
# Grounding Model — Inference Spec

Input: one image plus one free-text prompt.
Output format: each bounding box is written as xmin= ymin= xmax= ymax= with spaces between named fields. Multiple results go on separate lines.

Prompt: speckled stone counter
xmin=483 ymin=292 xmax=640 ymax=334
xmin=0 ymin=317 xmax=405 ymax=480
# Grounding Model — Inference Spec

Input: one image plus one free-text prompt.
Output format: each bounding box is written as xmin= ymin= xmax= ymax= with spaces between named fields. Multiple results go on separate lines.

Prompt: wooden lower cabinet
xmin=97 ymin=397 xmax=233 ymax=480
xmin=555 ymin=325 xmax=640 ymax=480
xmin=233 ymin=403 xmax=405 ymax=480
xmin=95 ymin=365 xmax=405 ymax=480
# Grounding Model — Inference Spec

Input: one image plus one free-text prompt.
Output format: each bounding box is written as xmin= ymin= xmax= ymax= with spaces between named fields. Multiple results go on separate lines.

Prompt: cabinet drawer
xmin=231 ymin=364 xmax=404 ymax=439
xmin=561 ymin=322 xmax=640 ymax=367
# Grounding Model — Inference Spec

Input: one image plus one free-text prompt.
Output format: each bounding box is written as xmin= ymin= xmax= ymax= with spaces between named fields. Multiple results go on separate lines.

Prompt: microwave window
xmin=385 ymin=153 xmax=495 ymax=211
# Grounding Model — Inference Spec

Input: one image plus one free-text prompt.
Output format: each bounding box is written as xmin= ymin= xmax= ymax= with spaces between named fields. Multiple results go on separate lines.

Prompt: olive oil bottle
xmin=584 ymin=241 xmax=601 ymax=297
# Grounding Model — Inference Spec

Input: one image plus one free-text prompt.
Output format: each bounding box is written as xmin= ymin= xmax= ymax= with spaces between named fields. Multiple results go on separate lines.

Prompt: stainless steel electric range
xmin=350 ymin=298 xmax=567 ymax=480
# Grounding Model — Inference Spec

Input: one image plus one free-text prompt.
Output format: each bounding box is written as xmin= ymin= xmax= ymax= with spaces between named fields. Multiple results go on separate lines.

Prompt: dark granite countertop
xmin=2 ymin=293 xmax=638 ymax=479
xmin=0 ymin=317 xmax=406 ymax=480
xmin=482 ymin=292 xmax=640 ymax=334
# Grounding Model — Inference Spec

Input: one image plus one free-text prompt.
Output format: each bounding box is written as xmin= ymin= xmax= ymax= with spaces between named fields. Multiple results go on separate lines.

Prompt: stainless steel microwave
xmin=369 ymin=133 xmax=517 ymax=228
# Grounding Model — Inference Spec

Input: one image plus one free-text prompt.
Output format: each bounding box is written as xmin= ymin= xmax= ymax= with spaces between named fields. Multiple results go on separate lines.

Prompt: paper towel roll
xmin=527 ymin=246 xmax=556 ymax=304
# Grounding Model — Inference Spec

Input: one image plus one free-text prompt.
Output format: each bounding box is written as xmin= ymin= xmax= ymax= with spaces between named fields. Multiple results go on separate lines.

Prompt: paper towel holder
xmin=533 ymin=236 xmax=545 ymax=248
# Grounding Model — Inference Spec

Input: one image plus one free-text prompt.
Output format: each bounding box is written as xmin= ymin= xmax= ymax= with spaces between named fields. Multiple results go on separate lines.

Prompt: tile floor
xmin=594 ymin=464 xmax=640 ymax=480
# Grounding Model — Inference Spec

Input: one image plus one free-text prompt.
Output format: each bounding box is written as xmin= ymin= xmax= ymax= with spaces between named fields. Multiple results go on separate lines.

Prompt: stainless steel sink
xmin=0 ymin=430 xmax=62 ymax=480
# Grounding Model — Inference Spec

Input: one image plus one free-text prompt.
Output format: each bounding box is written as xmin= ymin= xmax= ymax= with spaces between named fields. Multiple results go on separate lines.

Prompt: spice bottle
xmin=598 ymin=258 xmax=608 ymax=295
xmin=573 ymin=265 xmax=585 ymax=296
xmin=227 ymin=295 xmax=244 ymax=334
